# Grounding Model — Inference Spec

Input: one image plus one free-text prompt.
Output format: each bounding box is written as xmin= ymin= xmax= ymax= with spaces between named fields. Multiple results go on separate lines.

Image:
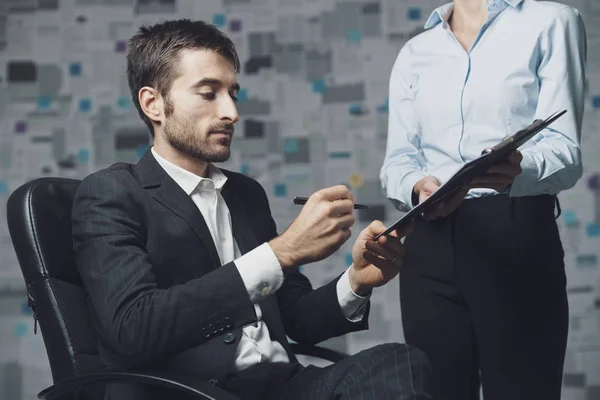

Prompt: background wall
xmin=0 ymin=0 xmax=599 ymax=399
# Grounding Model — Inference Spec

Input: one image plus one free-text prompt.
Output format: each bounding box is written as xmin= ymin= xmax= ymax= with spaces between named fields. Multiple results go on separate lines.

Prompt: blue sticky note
xmin=377 ymin=97 xmax=389 ymax=113
xmin=69 ymin=62 xmax=82 ymax=77
xmin=312 ymin=79 xmax=327 ymax=93
xmin=284 ymin=138 xmax=299 ymax=154
xmin=562 ymin=209 xmax=577 ymax=225
xmin=0 ymin=181 xmax=7 ymax=194
xmin=592 ymin=95 xmax=600 ymax=109
xmin=21 ymin=301 xmax=33 ymax=315
xmin=117 ymin=96 xmax=131 ymax=110
xmin=349 ymin=104 xmax=363 ymax=115
xmin=376 ymin=104 xmax=389 ymax=113
xmin=344 ymin=253 xmax=353 ymax=266
xmin=347 ymin=29 xmax=362 ymax=44
xmin=407 ymin=7 xmax=422 ymax=21
xmin=576 ymin=254 xmax=597 ymax=268
xmin=237 ymin=88 xmax=248 ymax=102
xmin=586 ymin=223 xmax=600 ymax=237
xmin=136 ymin=144 xmax=149 ymax=158
xmin=77 ymin=148 xmax=90 ymax=163
xmin=329 ymin=151 xmax=352 ymax=159
xmin=37 ymin=95 xmax=51 ymax=109
xmin=274 ymin=182 xmax=288 ymax=197
xmin=14 ymin=322 xmax=28 ymax=338
xmin=213 ymin=13 xmax=227 ymax=27
xmin=240 ymin=163 xmax=249 ymax=175
xmin=79 ymin=98 xmax=92 ymax=112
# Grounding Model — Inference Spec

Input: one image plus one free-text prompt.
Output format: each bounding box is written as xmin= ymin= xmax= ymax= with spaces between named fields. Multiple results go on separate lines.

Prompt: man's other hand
xmin=348 ymin=220 xmax=413 ymax=296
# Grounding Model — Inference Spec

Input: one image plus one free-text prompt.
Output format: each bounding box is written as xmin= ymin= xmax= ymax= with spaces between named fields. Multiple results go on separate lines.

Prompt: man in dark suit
xmin=71 ymin=19 xmax=432 ymax=400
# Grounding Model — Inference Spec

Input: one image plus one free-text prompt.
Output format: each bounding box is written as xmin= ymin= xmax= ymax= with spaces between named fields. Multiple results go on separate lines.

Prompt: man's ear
xmin=139 ymin=86 xmax=164 ymax=125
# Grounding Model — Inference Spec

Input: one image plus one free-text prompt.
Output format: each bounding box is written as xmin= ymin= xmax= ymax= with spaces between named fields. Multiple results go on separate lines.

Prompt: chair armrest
xmin=289 ymin=343 xmax=348 ymax=363
xmin=37 ymin=370 xmax=241 ymax=400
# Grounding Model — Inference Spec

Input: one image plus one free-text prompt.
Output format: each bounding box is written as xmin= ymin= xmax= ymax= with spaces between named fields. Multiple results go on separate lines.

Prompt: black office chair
xmin=6 ymin=177 xmax=348 ymax=400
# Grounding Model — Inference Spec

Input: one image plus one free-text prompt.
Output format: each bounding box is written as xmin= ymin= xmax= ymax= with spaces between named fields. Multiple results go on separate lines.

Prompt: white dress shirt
xmin=151 ymin=148 xmax=370 ymax=371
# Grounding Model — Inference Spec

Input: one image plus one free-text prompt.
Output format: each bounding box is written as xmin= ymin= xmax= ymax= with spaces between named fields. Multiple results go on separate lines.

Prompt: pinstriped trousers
xmin=278 ymin=343 xmax=433 ymax=400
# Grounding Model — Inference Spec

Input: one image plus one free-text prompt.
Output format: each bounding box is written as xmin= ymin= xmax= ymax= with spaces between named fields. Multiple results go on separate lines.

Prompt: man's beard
xmin=163 ymin=114 xmax=233 ymax=163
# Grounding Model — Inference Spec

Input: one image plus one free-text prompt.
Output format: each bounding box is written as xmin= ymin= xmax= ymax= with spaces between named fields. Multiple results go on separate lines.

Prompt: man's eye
xmin=200 ymin=93 xmax=216 ymax=100
xmin=231 ymin=94 xmax=239 ymax=103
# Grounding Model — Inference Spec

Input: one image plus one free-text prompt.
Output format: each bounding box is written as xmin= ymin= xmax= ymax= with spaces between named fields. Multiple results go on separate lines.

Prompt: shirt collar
xmin=424 ymin=0 xmax=523 ymax=30
xmin=151 ymin=147 xmax=228 ymax=195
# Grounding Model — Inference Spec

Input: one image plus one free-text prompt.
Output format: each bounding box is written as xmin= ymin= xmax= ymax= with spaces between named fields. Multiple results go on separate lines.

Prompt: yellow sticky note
xmin=348 ymin=173 xmax=364 ymax=188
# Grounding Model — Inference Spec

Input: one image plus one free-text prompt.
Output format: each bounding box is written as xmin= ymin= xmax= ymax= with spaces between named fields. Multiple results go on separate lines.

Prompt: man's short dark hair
xmin=126 ymin=19 xmax=240 ymax=137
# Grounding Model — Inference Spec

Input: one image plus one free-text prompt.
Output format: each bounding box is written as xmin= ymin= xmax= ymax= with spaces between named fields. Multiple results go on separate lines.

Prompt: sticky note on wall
xmin=117 ymin=96 xmax=131 ymax=110
xmin=136 ymin=145 xmax=148 ymax=158
xmin=213 ymin=14 xmax=227 ymax=27
xmin=312 ymin=79 xmax=327 ymax=93
xmin=15 ymin=121 xmax=27 ymax=133
xmin=407 ymin=8 xmax=422 ymax=21
xmin=230 ymin=19 xmax=242 ymax=32
xmin=14 ymin=322 xmax=28 ymax=338
xmin=79 ymin=98 xmax=92 ymax=112
xmin=347 ymin=29 xmax=362 ymax=44
xmin=348 ymin=174 xmax=364 ymax=188
xmin=115 ymin=40 xmax=126 ymax=53
xmin=77 ymin=148 xmax=89 ymax=163
xmin=237 ymin=88 xmax=248 ymax=102
xmin=274 ymin=182 xmax=287 ymax=197
xmin=586 ymin=223 xmax=600 ymax=238
xmin=284 ymin=138 xmax=299 ymax=154
xmin=38 ymin=95 xmax=51 ymax=109
xmin=576 ymin=254 xmax=598 ymax=267
xmin=562 ymin=209 xmax=578 ymax=225
xmin=69 ymin=62 xmax=82 ymax=77
xmin=344 ymin=253 xmax=353 ymax=266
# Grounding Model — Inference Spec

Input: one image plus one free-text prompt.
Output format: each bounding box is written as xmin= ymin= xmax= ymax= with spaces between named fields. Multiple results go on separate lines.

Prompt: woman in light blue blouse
xmin=380 ymin=1 xmax=586 ymax=399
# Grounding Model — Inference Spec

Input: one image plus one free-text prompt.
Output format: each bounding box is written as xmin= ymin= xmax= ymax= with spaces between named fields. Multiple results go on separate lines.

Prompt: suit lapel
xmin=220 ymin=181 xmax=258 ymax=254
xmin=221 ymin=177 xmax=297 ymax=362
xmin=134 ymin=151 xmax=222 ymax=269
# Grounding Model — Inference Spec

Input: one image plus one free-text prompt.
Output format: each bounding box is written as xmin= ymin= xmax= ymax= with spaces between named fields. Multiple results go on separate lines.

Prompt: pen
xmin=293 ymin=197 xmax=371 ymax=209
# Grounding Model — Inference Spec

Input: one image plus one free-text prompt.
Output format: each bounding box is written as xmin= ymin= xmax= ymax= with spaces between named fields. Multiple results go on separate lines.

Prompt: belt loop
xmin=555 ymin=196 xmax=562 ymax=219
xmin=509 ymin=197 xmax=516 ymax=222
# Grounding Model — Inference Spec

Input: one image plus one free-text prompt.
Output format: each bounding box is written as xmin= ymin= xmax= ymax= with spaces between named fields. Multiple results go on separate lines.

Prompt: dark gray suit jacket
xmin=71 ymin=150 xmax=369 ymax=396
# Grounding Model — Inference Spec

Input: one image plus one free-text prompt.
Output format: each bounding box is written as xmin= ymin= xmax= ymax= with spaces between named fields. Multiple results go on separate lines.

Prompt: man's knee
xmin=348 ymin=343 xmax=433 ymax=399
xmin=368 ymin=343 xmax=431 ymax=366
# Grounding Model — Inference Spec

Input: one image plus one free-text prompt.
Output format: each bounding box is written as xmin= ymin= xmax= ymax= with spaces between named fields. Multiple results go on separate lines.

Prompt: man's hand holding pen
xmin=269 ymin=185 xmax=410 ymax=291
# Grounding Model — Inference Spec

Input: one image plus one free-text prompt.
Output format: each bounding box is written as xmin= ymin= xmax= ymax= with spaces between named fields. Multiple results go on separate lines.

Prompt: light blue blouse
xmin=380 ymin=0 xmax=587 ymax=211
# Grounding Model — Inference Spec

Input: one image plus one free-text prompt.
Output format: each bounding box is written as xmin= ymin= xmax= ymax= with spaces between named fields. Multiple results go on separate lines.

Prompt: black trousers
xmin=222 ymin=343 xmax=433 ymax=400
xmin=400 ymin=194 xmax=568 ymax=400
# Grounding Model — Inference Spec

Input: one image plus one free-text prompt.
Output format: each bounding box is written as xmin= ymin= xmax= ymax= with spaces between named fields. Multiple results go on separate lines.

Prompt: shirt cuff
xmin=509 ymin=150 xmax=539 ymax=197
xmin=235 ymin=242 xmax=284 ymax=304
xmin=399 ymin=171 xmax=428 ymax=210
xmin=336 ymin=268 xmax=371 ymax=323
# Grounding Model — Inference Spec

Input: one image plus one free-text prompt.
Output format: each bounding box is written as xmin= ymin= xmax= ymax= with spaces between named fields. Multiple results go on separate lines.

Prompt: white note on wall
xmin=5 ymin=14 xmax=33 ymax=57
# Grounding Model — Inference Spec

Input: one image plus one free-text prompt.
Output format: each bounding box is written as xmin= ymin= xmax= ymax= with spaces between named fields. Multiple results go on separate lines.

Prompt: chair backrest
xmin=6 ymin=178 xmax=104 ymax=386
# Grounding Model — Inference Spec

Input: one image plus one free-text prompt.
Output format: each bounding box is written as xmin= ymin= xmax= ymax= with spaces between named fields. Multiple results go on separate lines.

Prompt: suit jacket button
xmin=208 ymin=378 xmax=218 ymax=385
xmin=223 ymin=332 xmax=236 ymax=344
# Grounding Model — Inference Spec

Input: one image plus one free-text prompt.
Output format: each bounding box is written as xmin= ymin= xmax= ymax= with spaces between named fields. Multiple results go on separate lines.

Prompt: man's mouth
xmin=210 ymin=129 xmax=234 ymax=136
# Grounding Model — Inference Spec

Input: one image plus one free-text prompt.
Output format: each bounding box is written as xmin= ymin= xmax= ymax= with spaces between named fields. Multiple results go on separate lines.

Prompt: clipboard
xmin=374 ymin=109 xmax=567 ymax=241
